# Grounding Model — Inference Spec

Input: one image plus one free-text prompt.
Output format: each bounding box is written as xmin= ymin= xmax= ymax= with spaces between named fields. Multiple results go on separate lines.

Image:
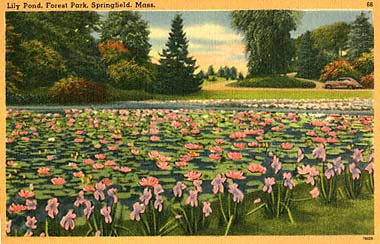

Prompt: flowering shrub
xmin=319 ymin=59 xmax=360 ymax=82
xmin=48 ymin=76 xmax=108 ymax=104
xmin=354 ymin=51 xmax=374 ymax=76
xmin=360 ymin=74 xmax=374 ymax=89
xmin=98 ymin=39 xmax=131 ymax=65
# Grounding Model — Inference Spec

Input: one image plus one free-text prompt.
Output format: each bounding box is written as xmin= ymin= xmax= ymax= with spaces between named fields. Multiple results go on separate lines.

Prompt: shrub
xmin=108 ymin=88 xmax=153 ymax=101
xmin=360 ymin=74 xmax=374 ymax=89
xmin=235 ymin=76 xmax=316 ymax=88
xmin=354 ymin=51 xmax=374 ymax=76
xmin=107 ymin=60 xmax=153 ymax=91
xmin=98 ymin=39 xmax=131 ymax=65
xmin=49 ymin=76 xmax=108 ymax=104
xmin=319 ymin=59 xmax=359 ymax=82
xmin=17 ymin=40 xmax=67 ymax=88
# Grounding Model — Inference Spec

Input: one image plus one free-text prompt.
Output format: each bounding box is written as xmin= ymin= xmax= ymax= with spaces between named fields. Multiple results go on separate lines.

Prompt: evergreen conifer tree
xmin=347 ymin=12 xmax=373 ymax=60
xmin=296 ymin=31 xmax=319 ymax=78
xmin=156 ymin=14 xmax=202 ymax=94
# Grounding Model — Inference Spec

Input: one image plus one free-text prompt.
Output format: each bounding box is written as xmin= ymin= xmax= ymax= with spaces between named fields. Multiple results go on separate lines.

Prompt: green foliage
xmin=237 ymin=72 xmax=245 ymax=80
xmin=347 ymin=12 xmax=373 ymax=60
xmin=6 ymin=22 xmax=23 ymax=92
xmin=101 ymin=11 xmax=151 ymax=65
xmin=320 ymin=59 xmax=360 ymax=82
xmin=235 ymin=76 xmax=316 ymax=88
xmin=107 ymin=87 xmax=153 ymax=101
xmin=230 ymin=66 xmax=238 ymax=80
xmin=107 ymin=60 xmax=153 ymax=91
xmin=48 ymin=76 xmax=108 ymax=104
xmin=6 ymin=12 xmax=107 ymax=83
xmin=217 ymin=67 xmax=225 ymax=78
xmin=207 ymin=65 xmax=215 ymax=76
xmin=360 ymin=74 xmax=374 ymax=89
xmin=156 ymin=14 xmax=202 ymax=94
xmin=354 ymin=50 xmax=374 ymax=76
xmin=310 ymin=22 xmax=351 ymax=57
xmin=17 ymin=40 xmax=67 ymax=88
xmin=296 ymin=31 xmax=320 ymax=79
xmin=231 ymin=10 xmax=299 ymax=76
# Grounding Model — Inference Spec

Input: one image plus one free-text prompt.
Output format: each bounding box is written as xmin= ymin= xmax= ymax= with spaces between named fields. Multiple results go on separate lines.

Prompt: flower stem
xmin=218 ymin=193 xmax=227 ymax=224
xmin=45 ymin=219 xmax=49 ymax=237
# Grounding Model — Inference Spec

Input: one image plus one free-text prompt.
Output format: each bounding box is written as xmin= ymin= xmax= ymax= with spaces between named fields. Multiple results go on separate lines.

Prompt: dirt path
xmin=204 ymin=78 xmax=330 ymax=91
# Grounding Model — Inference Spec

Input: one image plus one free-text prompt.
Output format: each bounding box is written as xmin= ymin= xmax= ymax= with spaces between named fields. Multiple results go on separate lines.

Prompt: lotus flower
xmin=228 ymin=183 xmax=244 ymax=203
xmin=263 ymin=177 xmax=276 ymax=193
xmin=211 ymin=174 xmax=226 ymax=194
xmin=173 ymin=181 xmax=187 ymax=197
xmin=202 ymin=202 xmax=212 ymax=217
xmin=186 ymin=190 xmax=198 ymax=207
xmin=101 ymin=206 xmax=112 ymax=224
xmin=25 ymin=216 xmax=37 ymax=230
xmin=60 ymin=210 xmax=76 ymax=230
xmin=309 ymin=187 xmax=320 ymax=198
xmin=271 ymin=156 xmax=282 ymax=174
xmin=280 ymin=143 xmax=293 ymax=150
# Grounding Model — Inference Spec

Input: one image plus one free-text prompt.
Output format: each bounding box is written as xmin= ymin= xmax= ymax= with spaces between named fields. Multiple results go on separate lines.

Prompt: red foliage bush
xmin=319 ymin=59 xmax=359 ymax=82
xmin=360 ymin=74 xmax=374 ymax=89
xmin=49 ymin=76 xmax=108 ymax=104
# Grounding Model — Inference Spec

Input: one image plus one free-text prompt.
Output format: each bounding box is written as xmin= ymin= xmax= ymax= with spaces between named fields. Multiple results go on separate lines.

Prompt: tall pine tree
xmin=156 ymin=14 xmax=202 ymax=94
xmin=347 ymin=12 xmax=373 ymax=60
xmin=296 ymin=31 xmax=319 ymax=79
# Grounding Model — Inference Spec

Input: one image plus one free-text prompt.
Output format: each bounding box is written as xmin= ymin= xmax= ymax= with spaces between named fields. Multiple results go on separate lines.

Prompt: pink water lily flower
xmin=185 ymin=143 xmax=203 ymax=150
xmin=156 ymin=161 xmax=170 ymax=170
xmin=45 ymin=198 xmax=59 ymax=219
xmin=209 ymin=154 xmax=222 ymax=161
xmin=312 ymin=144 xmax=326 ymax=162
xmin=60 ymin=210 xmax=76 ymax=230
xmin=349 ymin=163 xmax=361 ymax=180
xmin=309 ymin=187 xmax=320 ymax=199
xmin=101 ymin=206 xmax=112 ymax=224
xmin=271 ymin=156 xmax=282 ymax=174
xmin=186 ymin=190 xmax=198 ymax=207
xmin=228 ymin=183 xmax=244 ymax=203
xmin=263 ymin=177 xmax=276 ymax=193
xmin=51 ymin=177 xmax=66 ymax=185
xmin=202 ymin=201 xmax=212 ymax=217
xmin=210 ymin=145 xmax=223 ymax=153
xmin=281 ymin=143 xmax=293 ymax=150
xmin=83 ymin=200 xmax=94 ymax=220
xmin=248 ymin=163 xmax=266 ymax=174
xmin=130 ymin=202 xmax=145 ymax=221
xmin=173 ymin=181 xmax=187 ymax=197
xmin=175 ymin=161 xmax=188 ymax=167
xmin=139 ymin=176 xmax=159 ymax=187
xmin=184 ymin=171 xmax=202 ymax=181
xmin=140 ymin=188 xmax=153 ymax=205
xmin=25 ymin=216 xmax=37 ymax=230
xmin=227 ymin=152 xmax=242 ymax=161
xmin=225 ymin=170 xmax=246 ymax=180
xmin=94 ymin=182 xmax=106 ymax=201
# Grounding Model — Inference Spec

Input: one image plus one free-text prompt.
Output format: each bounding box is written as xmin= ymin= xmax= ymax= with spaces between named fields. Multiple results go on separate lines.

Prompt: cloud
xmin=149 ymin=23 xmax=242 ymax=42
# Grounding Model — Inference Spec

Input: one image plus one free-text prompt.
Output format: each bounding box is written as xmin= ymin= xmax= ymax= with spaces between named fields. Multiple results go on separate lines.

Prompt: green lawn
xmin=152 ymin=89 xmax=373 ymax=100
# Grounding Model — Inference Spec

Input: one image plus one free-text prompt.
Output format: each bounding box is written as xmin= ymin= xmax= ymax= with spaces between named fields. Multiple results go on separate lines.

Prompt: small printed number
xmin=363 ymin=236 xmax=373 ymax=241
xmin=367 ymin=2 xmax=373 ymax=7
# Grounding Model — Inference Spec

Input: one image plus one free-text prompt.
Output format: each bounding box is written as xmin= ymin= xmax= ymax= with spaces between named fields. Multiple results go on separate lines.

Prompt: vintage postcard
xmin=0 ymin=0 xmax=378 ymax=243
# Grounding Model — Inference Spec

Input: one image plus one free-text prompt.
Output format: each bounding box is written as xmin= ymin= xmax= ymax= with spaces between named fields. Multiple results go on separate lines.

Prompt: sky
xmin=133 ymin=11 xmax=372 ymax=75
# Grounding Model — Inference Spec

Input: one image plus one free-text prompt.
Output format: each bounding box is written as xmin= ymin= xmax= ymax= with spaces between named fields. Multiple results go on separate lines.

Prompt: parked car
xmin=324 ymin=77 xmax=363 ymax=89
